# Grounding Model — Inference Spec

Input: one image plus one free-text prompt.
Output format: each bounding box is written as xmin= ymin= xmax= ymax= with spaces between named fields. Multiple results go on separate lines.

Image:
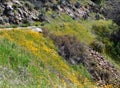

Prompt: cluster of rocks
xmin=56 ymin=1 xmax=89 ymax=20
xmin=0 ymin=0 xmax=103 ymax=25
xmin=0 ymin=0 xmax=39 ymax=25
xmin=25 ymin=0 xmax=93 ymax=21
xmin=33 ymin=0 xmax=104 ymax=21
xmin=86 ymin=49 xmax=120 ymax=86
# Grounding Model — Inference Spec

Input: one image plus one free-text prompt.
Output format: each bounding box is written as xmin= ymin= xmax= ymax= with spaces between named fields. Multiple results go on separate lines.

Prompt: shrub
xmin=90 ymin=40 xmax=105 ymax=53
xmin=92 ymin=20 xmax=118 ymax=40
xmin=92 ymin=20 xmax=120 ymax=62
xmin=51 ymin=34 xmax=89 ymax=64
xmin=106 ymin=42 xmax=120 ymax=63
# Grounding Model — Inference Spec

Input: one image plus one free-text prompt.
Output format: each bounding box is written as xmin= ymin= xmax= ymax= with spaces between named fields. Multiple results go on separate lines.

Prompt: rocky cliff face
xmin=0 ymin=0 xmax=120 ymax=25
xmin=0 ymin=0 xmax=39 ymax=25
xmin=0 ymin=0 xmax=91 ymax=25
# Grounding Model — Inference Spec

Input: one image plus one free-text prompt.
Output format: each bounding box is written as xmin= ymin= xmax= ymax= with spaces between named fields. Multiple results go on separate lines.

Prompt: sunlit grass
xmin=44 ymin=21 xmax=95 ymax=45
xmin=0 ymin=29 xmax=96 ymax=88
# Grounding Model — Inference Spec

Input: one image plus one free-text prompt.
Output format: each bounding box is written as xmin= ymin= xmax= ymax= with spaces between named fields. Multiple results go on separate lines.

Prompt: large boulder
xmin=3 ymin=2 xmax=14 ymax=16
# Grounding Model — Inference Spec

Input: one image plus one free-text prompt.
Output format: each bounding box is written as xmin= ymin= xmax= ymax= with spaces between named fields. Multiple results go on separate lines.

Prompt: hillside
xmin=0 ymin=0 xmax=120 ymax=88
xmin=0 ymin=29 xmax=97 ymax=88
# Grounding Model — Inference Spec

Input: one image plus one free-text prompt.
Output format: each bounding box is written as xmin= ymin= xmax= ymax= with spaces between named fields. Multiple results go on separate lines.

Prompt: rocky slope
xmin=0 ymin=0 xmax=120 ymax=25
xmin=0 ymin=0 xmax=39 ymax=24
xmin=50 ymin=34 xmax=120 ymax=87
xmin=0 ymin=0 xmax=93 ymax=25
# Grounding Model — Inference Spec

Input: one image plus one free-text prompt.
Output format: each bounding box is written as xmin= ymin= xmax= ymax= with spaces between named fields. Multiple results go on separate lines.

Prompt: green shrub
xmin=92 ymin=20 xmax=118 ymax=41
xmin=92 ymin=20 xmax=120 ymax=62
xmin=0 ymin=39 xmax=30 ymax=69
xmin=107 ymin=42 xmax=120 ymax=63
xmin=90 ymin=40 xmax=105 ymax=53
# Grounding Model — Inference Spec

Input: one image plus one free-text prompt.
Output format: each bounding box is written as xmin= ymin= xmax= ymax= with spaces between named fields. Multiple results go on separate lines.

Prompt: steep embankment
xmin=42 ymin=20 xmax=120 ymax=87
xmin=0 ymin=0 xmax=120 ymax=88
xmin=0 ymin=20 xmax=120 ymax=87
xmin=0 ymin=29 xmax=97 ymax=88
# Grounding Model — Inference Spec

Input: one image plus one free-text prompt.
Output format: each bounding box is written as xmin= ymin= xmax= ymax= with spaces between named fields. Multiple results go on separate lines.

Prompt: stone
xmin=51 ymin=14 xmax=56 ymax=19
xmin=3 ymin=16 xmax=9 ymax=23
xmin=38 ymin=13 xmax=45 ymax=21
xmin=0 ymin=17 xmax=4 ymax=24
xmin=28 ymin=26 xmax=43 ymax=33
xmin=95 ymin=13 xmax=100 ymax=20
xmin=3 ymin=2 xmax=14 ymax=16
xmin=51 ymin=4 xmax=58 ymax=11
xmin=75 ymin=2 xmax=81 ymax=8
xmin=12 ymin=0 xmax=21 ymax=6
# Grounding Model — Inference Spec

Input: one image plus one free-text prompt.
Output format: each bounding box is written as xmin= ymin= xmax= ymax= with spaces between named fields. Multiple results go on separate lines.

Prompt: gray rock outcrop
xmin=0 ymin=0 xmax=39 ymax=24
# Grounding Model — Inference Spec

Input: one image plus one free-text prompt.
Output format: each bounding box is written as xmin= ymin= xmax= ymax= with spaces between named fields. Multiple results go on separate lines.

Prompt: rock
xmin=0 ymin=0 xmax=39 ymax=24
xmin=17 ymin=8 xmax=24 ymax=17
xmin=0 ymin=17 xmax=4 ymax=24
xmin=88 ymin=48 xmax=120 ymax=85
xmin=51 ymin=4 xmax=58 ymax=11
xmin=51 ymin=14 xmax=56 ymax=19
xmin=0 ymin=0 xmax=91 ymax=24
xmin=28 ymin=26 xmax=43 ymax=33
xmin=6 ymin=2 xmax=13 ymax=10
xmin=70 ymin=58 xmax=76 ymax=65
xmin=38 ymin=13 xmax=46 ymax=21
xmin=23 ymin=11 xmax=28 ymax=18
xmin=12 ymin=0 xmax=21 ymax=6
xmin=82 ymin=13 xmax=88 ymax=20
xmin=75 ymin=2 xmax=81 ymax=8
xmin=3 ymin=16 xmax=9 ymax=23
xmin=3 ymin=2 xmax=14 ymax=16
xmin=95 ymin=13 xmax=100 ymax=20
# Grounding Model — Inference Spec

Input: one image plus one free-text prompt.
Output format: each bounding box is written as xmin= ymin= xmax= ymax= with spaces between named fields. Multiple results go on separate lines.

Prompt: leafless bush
xmin=51 ymin=35 xmax=89 ymax=64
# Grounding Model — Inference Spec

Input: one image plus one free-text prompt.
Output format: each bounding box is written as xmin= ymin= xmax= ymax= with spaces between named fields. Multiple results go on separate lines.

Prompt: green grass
xmin=0 ymin=18 xmax=119 ymax=88
xmin=0 ymin=39 xmax=30 ymax=69
xmin=0 ymin=12 xmax=118 ymax=88
xmin=0 ymin=29 xmax=96 ymax=88
xmin=0 ymin=38 xmax=36 ymax=87
xmin=43 ymin=15 xmax=95 ymax=45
